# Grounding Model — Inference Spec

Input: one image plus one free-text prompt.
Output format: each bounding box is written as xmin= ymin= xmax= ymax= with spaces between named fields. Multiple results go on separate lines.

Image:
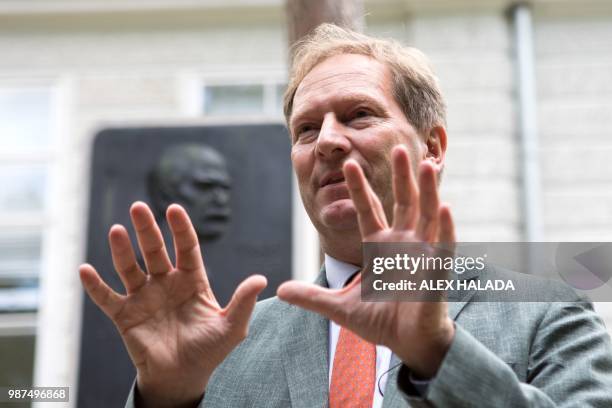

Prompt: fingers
xmin=343 ymin=160 xmax=387 ymax=237
xmin=130 ymin=202 xmax=173 ymax=275
xmin=415 ymin=162 xmax=440 ymax=242
xmin=166 ymin=204 xmax=207 ymax=274
xmin=437 ymin=204 xmax=456 ymax=244
xmin=435 ymin=203 xmax=456 ymax=258
xmin=344 ymin=150 xmax=443 ymax=243
xmin=277 ymin=281 xmax=349 ymax=327
xmin=109 ymin=224 xmax=147 ymax=293
xmin=223 ymin=275 xmax=268 ymax=330
xmin=79 ymin=263 xmax=125 ymax=319
xmin=391 ymin=146 xmax=419 ymax=230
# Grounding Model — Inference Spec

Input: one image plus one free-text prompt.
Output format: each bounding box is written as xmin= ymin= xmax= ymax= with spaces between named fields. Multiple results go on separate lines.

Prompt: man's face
xmin=152 ymin=145 xmax=232 ymax=240
xmin=179 ymin=157 xmax=231 ymax=240
xmin=290 ymin=53 xmax=428 ymax=235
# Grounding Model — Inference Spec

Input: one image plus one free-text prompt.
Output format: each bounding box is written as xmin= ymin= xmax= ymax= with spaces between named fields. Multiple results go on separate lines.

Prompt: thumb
xmin=277 ymin=281 xmax=348 ymax=326
xmin=224 ymin=274 xmax=268 ymax=329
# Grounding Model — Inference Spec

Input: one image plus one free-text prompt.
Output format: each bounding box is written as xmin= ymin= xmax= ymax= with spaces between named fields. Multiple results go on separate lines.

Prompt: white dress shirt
xmin=325 ymin=254 xmax=392 ymax=408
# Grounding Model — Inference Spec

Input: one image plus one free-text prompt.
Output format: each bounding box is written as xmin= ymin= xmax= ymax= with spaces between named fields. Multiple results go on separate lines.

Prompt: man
xmin=79 ymin=24 xmax=612 ymax=407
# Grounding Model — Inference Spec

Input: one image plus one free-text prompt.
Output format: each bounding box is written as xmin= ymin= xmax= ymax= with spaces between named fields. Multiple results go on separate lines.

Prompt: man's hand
xmin=79 ymin=202 xmax=267 ymax=407
xmin=277 ymin=145 xmax=455 ymax=379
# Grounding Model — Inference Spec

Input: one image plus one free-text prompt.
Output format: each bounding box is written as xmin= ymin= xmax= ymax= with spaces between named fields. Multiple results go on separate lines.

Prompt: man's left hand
xmin=277 ymin=145 xmax=456 ymax=379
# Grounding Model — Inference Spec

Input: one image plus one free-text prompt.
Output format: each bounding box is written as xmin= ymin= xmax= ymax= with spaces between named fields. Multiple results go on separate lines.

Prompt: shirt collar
xmin=324 ymin=254 xmax=361 ymax=289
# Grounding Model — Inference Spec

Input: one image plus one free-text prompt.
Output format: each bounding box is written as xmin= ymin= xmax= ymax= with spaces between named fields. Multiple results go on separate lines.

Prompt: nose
xmin=212 ymin=188 xmax=229 ymax=205
xmin=315 ymin=113 xmax=351 ymax=159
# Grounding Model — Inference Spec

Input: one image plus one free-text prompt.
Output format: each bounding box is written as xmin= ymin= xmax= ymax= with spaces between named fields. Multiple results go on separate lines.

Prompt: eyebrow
xmin=290 ymin=93 xmax=389 ymax=130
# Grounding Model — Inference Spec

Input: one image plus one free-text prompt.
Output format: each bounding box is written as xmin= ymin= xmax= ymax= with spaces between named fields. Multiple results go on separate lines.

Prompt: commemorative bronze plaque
xmin=78 ymin=124 xmax=292 ymax=407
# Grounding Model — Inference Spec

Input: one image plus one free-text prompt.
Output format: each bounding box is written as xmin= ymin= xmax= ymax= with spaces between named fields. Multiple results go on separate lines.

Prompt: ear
xmin=425 ymin=126 xmax=447 ymax=172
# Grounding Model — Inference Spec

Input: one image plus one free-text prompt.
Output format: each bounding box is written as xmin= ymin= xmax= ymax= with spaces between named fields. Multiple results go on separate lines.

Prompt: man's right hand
xmin=79 ymin=202 xmax=267 ymax=408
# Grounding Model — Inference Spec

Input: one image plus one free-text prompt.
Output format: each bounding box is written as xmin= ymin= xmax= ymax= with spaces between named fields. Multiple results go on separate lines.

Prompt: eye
xmin=347 ymin=108 xmax=375 ymax=127
xmin=195 ymin=180 xmax=214 ymax=189
xmin=299 ymin=124 xmax=313 ymax=133
xmin=354 ymin=109 xmax=370 ymax=118
xmin=295 ymin=124 xmax=317 ymax=141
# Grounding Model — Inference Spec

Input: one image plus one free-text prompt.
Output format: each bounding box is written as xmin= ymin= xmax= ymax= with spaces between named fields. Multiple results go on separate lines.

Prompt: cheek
xmin=291 ymin=147 xmax=313 ymax=185
xmin=356 ymin=132 xmax=398 ymax=167
xmin=354 ymin=132 xmax=398 ymax=189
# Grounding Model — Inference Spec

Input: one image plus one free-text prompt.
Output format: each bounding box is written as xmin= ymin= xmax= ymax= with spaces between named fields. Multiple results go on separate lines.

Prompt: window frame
xmin=0 ymin=83 xmax=62 ymax=314
xmin=178 ymin=69 xmax=287 ymax=119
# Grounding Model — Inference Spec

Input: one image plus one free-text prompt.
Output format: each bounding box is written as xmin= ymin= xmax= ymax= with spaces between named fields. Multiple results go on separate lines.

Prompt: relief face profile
xmin=148 ymin=143 xmax=232 ymax=240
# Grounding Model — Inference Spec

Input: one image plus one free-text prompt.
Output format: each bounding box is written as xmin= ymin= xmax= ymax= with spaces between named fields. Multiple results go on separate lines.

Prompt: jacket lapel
xmin=281 ymin=269 xmax=330 ymax=408
xmin=448 ymin=264 xmax=482 ymax=319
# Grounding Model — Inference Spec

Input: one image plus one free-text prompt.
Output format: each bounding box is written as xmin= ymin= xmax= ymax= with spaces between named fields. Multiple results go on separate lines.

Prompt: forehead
xmin=291 ymin=54 xmax=392 ymax=121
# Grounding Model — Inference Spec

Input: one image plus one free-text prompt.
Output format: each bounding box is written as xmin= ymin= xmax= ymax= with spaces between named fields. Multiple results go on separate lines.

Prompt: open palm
xmin=79 ymin=202 xmax=266 ymax=405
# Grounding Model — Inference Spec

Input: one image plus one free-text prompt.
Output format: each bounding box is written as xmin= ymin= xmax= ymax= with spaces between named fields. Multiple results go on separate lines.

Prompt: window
xmin=0 ymin=87 xmax=56 ymax=392
xmin=0 ymin=88 xmax=54 ymax=312
xmin=203 ymin=81 xmax=286 ymax=117
xmin=204 ymin=84 xmax=265 ymax=115
xmin=0 ymin=89 xmax=53 ymax=149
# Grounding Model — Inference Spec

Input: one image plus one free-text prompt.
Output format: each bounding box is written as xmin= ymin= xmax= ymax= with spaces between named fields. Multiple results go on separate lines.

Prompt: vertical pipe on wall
xmin=512 ymin=2 xmax=543 ymax=242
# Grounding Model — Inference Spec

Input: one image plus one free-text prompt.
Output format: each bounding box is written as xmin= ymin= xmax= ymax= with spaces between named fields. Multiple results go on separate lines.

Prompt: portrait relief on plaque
xmin=148 ymin=143 xmax=232 ymax=241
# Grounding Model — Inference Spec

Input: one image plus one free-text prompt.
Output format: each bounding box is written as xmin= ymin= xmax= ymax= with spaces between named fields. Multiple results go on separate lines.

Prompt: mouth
xmin=205 ymin=214 xmax=229 ymax=222
xmin=319 ymin=171 xmax=346 ymax=188
xmin=201 ymin=210 xmax=231 ymax=223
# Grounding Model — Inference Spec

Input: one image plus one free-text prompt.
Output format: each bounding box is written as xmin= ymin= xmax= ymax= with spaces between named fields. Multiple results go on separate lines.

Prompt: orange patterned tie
xmin=329 ymin=327 xmax=376 ymax=408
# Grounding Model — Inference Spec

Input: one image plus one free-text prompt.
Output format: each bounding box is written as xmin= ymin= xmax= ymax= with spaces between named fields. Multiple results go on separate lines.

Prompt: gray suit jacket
xmin=126 ymin=267 xmax=612 ymax=407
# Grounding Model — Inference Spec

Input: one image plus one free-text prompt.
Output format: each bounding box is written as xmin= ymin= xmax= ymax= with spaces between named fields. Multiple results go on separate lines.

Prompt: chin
xmin=319 ymin=199 xmax=359 ymax=231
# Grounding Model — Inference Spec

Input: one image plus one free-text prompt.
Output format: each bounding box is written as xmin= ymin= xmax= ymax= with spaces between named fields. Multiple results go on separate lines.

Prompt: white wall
xmin=407 ymin=11 xmax=521 ymax=242
xmin=534 ymin=12 xmax=612 ymax=328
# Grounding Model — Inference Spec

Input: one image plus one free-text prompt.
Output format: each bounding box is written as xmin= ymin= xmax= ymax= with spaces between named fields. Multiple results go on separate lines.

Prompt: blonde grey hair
xmin=283 ymin=23 xmax=446 ymax=136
